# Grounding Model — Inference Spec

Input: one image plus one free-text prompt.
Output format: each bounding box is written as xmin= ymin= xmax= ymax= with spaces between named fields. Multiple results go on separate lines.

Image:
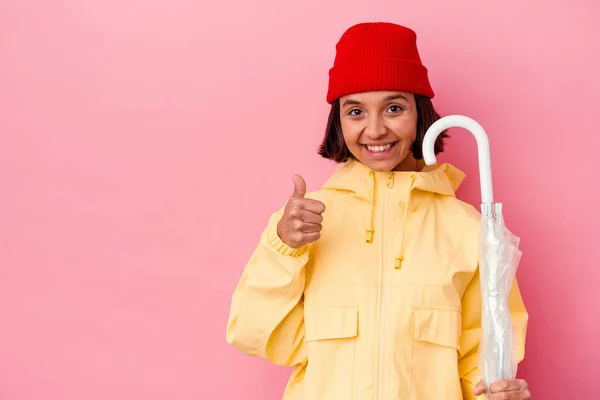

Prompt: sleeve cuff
xmin=266 ymin=212 xmax=308 ymax=257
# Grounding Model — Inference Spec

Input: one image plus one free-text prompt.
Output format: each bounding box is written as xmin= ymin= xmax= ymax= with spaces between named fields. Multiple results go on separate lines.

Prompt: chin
xmin=359 ymin=158 xmax=398 ymax=172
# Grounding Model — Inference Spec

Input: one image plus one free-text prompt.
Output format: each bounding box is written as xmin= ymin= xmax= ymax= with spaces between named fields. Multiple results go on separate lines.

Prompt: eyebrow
xmin=342 ymin=94 xmax=408 ymax=107
xmin=384 ymin=94 xmax=408 ymax=102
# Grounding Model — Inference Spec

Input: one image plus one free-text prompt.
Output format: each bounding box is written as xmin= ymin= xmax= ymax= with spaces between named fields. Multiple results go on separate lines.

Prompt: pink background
xmin=1 ymin=0 xmax=599 ymax=399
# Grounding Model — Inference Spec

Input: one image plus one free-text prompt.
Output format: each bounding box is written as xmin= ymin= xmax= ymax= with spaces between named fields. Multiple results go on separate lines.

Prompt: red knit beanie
xmin=326 ymin=22 xmax=435 ymax=104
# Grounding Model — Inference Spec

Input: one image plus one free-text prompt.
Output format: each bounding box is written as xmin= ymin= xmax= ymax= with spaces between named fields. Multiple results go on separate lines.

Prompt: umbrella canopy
xmin=422 ymin=115 xmax=521 ymax=389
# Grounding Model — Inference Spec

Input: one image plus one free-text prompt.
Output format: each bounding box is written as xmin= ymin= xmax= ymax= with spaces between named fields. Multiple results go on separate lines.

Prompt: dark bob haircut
xmin=317 ymin=94 xmax=448 ymax=162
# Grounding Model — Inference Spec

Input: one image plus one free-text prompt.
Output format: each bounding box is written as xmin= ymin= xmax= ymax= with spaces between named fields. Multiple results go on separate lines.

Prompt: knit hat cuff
xmin=326 ymin=58 xmax=435 ymax=103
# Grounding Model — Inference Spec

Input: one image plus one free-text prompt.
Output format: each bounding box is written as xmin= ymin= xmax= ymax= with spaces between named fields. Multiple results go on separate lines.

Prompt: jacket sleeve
xmin=458 ymin=269 xmax=529 ymax=399
xmin=225 ymin=206 xmax=309 ymax=367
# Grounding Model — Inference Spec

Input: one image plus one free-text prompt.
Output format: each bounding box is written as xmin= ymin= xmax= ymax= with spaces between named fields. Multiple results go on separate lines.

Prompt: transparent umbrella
xmin=422 ymin=115 xmax=521 ymax=392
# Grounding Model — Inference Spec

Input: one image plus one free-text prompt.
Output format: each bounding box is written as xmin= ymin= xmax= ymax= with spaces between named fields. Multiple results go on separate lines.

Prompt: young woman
xmin=226 ymin=22 xmax=530 ymax=400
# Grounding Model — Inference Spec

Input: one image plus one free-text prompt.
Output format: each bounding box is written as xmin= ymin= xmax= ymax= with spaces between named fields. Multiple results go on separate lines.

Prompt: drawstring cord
xmin=395 ymin=174 xmax=416 ymax=269
xmin=366 ymin=170 xmax=375 ymax=243
xmin=365 ymin=170 xmax=417 ymax=270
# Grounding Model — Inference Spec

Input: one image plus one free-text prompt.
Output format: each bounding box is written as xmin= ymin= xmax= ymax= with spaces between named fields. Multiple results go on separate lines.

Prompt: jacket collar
xmin=321 ymin=158 xmax=465 ymax=200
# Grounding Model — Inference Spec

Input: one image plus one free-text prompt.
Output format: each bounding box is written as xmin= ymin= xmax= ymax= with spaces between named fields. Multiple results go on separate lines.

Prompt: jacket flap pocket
xmin=413 ymin=307 xmax=461 ymax=350
xmin=305 ymin=305 xmax=358 ymax=341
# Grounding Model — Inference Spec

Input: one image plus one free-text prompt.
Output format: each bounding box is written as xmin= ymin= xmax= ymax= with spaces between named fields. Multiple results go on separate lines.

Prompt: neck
xmin=393 ymin=154 xmax=419 ymax=172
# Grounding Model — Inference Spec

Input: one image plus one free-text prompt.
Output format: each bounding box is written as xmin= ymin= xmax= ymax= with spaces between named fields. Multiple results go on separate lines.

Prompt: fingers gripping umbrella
xmin=422 ymin=116 xmax=521 ymax=391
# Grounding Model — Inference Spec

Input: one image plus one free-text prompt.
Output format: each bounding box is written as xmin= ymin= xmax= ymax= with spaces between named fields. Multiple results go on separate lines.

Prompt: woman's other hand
xmin=474 ymin=378 xmax=531 ymax=399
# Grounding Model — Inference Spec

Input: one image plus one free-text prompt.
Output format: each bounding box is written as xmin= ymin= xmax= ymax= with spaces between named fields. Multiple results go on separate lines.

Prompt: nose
xmin=364 ymin=114 xmax=387 ymax=139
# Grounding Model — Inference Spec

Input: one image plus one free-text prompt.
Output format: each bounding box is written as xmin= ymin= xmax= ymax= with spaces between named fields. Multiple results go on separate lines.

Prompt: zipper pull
xmin=387 ymin=172 xmax=394 ymax=188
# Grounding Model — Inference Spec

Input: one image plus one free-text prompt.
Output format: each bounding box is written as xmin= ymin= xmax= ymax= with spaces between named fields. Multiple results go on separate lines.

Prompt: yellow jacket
xmin=226 ymin=159 xmax=528 ymax=400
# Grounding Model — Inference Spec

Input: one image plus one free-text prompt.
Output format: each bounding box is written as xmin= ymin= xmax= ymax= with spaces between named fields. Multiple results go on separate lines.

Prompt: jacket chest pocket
xmin=304 ymin=305 xmax=358 ymax=400
xmin=410 ymin=307 xmax=463 ymax=400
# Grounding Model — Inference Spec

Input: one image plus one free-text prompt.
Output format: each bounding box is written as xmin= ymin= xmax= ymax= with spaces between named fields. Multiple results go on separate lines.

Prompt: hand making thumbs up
xmin=277 ymin=175 xmax=326 ymax=249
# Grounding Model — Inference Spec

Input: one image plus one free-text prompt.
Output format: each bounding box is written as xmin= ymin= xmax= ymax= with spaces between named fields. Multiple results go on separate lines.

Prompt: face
xmin=339 ymin=91 xmax=418 ymax=172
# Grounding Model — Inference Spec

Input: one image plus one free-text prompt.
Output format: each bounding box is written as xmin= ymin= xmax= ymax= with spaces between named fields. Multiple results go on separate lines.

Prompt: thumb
xmin=474 ymin=380 xmax=487 ymax=396
xmin=291 ymin=175 xmax=306 ymax=199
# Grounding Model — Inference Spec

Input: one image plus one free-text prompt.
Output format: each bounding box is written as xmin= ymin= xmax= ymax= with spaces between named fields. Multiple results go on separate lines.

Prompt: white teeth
xmin=366 ymin=143 xmax=393 ymax=152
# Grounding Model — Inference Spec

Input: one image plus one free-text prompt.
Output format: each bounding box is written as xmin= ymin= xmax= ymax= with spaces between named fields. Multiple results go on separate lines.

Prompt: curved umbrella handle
xmin=422 ymin=115 xmax=494 ymax=205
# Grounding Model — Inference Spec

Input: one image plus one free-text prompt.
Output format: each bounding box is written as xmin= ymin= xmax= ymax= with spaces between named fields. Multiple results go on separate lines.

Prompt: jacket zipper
xmin=377 ymin=171 xmax=394 ymax=400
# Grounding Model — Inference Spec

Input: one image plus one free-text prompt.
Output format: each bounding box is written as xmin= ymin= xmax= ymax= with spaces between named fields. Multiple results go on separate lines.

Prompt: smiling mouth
xmin=362 ymin=141 xmax=399 ymax=153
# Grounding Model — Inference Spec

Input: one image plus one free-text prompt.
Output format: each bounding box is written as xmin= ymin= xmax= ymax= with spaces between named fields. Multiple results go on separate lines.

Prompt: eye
xmin=348 ymin=108 xmax=363 ymax=117
xmin=387 ymin=105 xmax=403 ymax=113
